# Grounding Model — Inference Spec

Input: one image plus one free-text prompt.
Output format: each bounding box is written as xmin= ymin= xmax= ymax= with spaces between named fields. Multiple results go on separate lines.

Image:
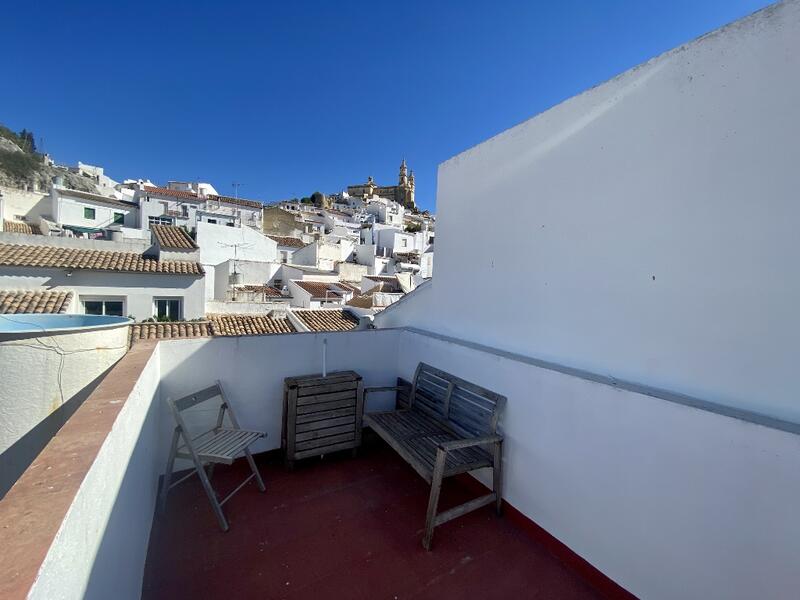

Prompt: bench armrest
xmin=438 ymin=434 xmax=503 ymax=452
xmin=363 ymin=385 xmax=405 ymax=395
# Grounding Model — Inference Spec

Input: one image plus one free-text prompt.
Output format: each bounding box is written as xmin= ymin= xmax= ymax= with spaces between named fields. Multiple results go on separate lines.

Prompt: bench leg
xmin=493 ymin=439 xmax=503 ymax=515
xmin=423 ymin=448 xmax=447 ymax=550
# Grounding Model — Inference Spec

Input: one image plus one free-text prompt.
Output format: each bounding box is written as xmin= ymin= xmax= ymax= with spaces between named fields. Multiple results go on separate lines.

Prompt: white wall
xmin=381 ymin=1 xmax=800 ymax=423
xmin=391 ymin=328 xmax=800 ymax=600
xmin=211 ymin=258 xmax=277 ymax=301
xmin=0 ymin=185 xmax=49 ymax=221
xmin=0 ymin=267 xmax=206 ymax=321
xmin=55 ymin=194 xmax=137 ymax=229
xmin=156 ymin=330 xmax=401 ymax=468
xmin=196 ymin=220 xmax=277 ymax=266
xmin=205 ymin=300 xmax=289 ymax=314
xmin=28 ymin=344 xmax=162 ymax=600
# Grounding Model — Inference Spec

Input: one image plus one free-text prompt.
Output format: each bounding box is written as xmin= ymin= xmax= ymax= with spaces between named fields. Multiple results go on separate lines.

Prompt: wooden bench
xmin=363 ymin=363 xmax=506 ymax=549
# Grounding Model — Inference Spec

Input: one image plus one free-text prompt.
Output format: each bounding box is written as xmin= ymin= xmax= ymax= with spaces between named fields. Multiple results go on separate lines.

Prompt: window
xmin=154 ymin=297 xmax=182 ymax=320
xmin=82 ymin=297 xmax=124 ymax=316
xmin=113 ymin=212 xmax=124 ymax=224
xmin=207 ymin=218 xmax=217 ymax=224
xmin=84 ymin=207 xmax=96 ymax=220
xmin=226 ymin=222 xmax=235 ymax=227
xmin=280 ymin=251 xmax=288 ymax=264
xmin=181 ymin=205 xmax=189 ymax=217
xmin=401 ymin=238 xmax=408 ymax=248
xmin=148 ymin=215 xmax=173 ymax=226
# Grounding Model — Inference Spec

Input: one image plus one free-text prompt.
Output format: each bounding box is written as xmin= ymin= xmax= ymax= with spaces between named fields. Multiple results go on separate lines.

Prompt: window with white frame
xmin=81 ymin=296 xmax=125 ymax=317
xmin=154 ymin=297 xmax=182 ymax=320
xmin=149 ymin=215 xmax=173 ymax=226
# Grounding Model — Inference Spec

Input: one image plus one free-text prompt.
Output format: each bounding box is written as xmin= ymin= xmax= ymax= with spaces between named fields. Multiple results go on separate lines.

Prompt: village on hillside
xmin=0 ymin=143 xmax=434 ymax=341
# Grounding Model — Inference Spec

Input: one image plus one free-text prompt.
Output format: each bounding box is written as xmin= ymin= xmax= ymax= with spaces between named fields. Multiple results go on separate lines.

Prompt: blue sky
xmin=2 ymin=0 xmax=770 ymax=211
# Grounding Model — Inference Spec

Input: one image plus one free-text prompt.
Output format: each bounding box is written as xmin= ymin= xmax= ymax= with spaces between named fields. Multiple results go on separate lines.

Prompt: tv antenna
xmin=219 ymin=241 xmax=254 ymax=300
xmin=232 ymin=182 xmax=243 ymax=198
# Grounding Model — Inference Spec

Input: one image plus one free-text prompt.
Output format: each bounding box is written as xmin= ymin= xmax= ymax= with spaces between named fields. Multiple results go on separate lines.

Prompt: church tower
xmin=398 ymin=159 xmax=408 ymax=186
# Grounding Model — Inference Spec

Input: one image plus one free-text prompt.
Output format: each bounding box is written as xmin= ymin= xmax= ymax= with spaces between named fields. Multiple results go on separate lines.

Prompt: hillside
xmin=0 ymin=124 xmax=98 ymax=193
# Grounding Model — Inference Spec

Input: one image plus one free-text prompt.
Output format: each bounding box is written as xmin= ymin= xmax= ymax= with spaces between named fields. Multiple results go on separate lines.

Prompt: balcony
xmin=1 ymin=328 xmax=798 ymax=599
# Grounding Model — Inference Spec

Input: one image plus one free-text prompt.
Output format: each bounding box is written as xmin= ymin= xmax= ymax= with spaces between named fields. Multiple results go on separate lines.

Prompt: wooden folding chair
xmin=158 ymin=380 xmax=266 ymax=531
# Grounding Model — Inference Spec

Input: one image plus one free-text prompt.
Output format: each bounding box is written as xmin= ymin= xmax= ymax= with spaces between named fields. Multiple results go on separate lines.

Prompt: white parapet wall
xmin=0 ymin=316 xmax=130 ymax=456
xmin=378 ymin=0 xmax=800 ymax=424
xmin=27 ymin=344 xmax=162 ymax=600
xmin=394 ymin=328 xmax=800 ymax=600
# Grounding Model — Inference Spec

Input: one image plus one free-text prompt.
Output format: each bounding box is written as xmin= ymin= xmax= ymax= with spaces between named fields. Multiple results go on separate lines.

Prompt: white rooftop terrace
xmin=1 ymin=2 xmax=800 ymax=599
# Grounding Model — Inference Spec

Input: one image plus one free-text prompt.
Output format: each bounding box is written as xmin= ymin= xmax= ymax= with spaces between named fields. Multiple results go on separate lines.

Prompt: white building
xmin=0 ymin=237 xmax=205 ymax=320
xmin=365 ymin=197 xmax=404 ymax=226
xmin=287 ymin=279 xmax=359 ymax=309
xmin=50 ymin=186 xmax=138 ymax=236
xmin=135 ymin=185 xmax=263 ymax=232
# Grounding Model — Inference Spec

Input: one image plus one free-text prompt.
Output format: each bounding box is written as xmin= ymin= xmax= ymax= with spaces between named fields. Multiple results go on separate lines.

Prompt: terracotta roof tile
xmin=206 ymin=194 xmax=263 ymax=210
xmin=56 ymin=188 xmax=137 ymax=207
xmin=209 ymin=313 xmax=296 ymax=336
xmin=3 ymin=220 xmax=39 ymax=235
xmin=235 ymin=285 xmax=284 ymax=298
xmin=0 ymin=290 xmax=73 ymax=314
xmin=267 ymin=235 xmax=306 ymax=248
xmin=130 ymin=321 xmax=211 ymax=343
xmin=151 ymin=225 xmax=198 ymax=250
xmin=0 ymin=243 xmax=204 ymax=275
xmin=293 ymin=309 xmax=359 ymax=332
xmin=144 ymin=186 xmax=199 ymax=200
xmin=346 ymin=282 xmax=401 ymax=309
xmin=293 ymin=280 xmax=358 ymax=299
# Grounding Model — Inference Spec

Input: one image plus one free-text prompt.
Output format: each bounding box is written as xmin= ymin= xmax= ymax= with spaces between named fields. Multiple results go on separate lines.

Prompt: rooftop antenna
xmin=232 ymin=182 xmax=243 ymax=198
xmin=218 ymin=241 xmax=254 ymax=299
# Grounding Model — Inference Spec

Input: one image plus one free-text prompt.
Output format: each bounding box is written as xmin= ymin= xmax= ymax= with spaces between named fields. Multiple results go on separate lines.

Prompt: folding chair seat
xmin=158 ymin=380 xmax=266 ymax=531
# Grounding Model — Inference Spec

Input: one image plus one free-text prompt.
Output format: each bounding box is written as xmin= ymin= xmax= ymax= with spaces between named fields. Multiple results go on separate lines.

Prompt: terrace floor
xmin=143 ymin=438 xmax=600 ymax=600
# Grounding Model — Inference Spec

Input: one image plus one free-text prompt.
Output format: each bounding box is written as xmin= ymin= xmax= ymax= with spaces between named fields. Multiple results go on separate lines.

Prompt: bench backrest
xmin=410 ymin=363 xmax=506 ymax=438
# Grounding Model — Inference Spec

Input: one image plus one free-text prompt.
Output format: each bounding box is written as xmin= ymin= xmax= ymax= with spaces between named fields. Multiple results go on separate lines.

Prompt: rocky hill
xmin=0 ymin=125 xmax=98 ymax=193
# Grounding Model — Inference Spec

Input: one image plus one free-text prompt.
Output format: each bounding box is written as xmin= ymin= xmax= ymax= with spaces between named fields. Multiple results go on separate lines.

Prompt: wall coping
xmin=0 ymin=342 xmax=157 ymax=600
xmin=401 ymin=327 xmax=800 ymax=437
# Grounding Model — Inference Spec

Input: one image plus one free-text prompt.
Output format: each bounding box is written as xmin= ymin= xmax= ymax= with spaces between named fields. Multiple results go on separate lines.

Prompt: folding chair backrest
xmin=170 ymin=384 xmax=223 ymax=413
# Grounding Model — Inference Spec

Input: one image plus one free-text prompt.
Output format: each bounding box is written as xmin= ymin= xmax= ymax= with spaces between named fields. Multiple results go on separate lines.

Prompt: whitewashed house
xmin=287 ymin=279 xmax=359 ymax=309
xmin=134 ymin=184 xmax=263 ymax=232
xmin=50 ymin=186 xmax=139 ymax=236
xmin=266 ymin=235 xmax=307 ymax=264
xmin=0 ymin=236 xmax=205 ymax=320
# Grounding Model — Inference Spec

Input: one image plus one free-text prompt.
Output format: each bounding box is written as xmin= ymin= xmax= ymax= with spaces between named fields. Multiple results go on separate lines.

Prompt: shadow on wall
xmin=0 ymin=363 xmax=114 ymax=499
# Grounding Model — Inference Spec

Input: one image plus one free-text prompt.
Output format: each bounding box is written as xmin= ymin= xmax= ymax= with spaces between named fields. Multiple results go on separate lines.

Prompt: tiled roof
xmin=0 ymin=243 xmax=204 ymax=275
xmin=346 ymin=282 xmax=399 ymax=309
xmin=209 ymin=313 xmax=296 ymax=336
xmin=130 ymin=321 xmax=211 ymax=343
xmin=335 ymin=282 xmax=361 ymax=294
xmin=56 ymin=188 xmax=136 ymax=207
xmin=267 ymin=235 xmax=306 ymax=248
xmin=0 ymin=290 xmax=73 ymax=314
xmin=366 ymin=275 xmax=399 ymax=283
xmin=3 ymin=220 xmax=38 ymax=234
xmin=151 ymin=224 xmax=198 ymax=250
xmin=293 ymin=309 xmax=359 ymax=332
xmin=235 ymin=285 xmax=284 ymax=298
xmin=364 ymin=276 xmax=401 ymax=293
xmin=206 ymin=194 xmax=263 ymax=210
xmin=144 ymin=186 xmax=199 ymax=200
xmin=292 ymin=280 xmax=357 ymax=299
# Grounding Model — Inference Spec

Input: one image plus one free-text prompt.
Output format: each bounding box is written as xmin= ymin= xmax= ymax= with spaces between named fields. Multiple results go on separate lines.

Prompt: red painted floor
xmin=143 ymin=438 xmax=600 ymax=600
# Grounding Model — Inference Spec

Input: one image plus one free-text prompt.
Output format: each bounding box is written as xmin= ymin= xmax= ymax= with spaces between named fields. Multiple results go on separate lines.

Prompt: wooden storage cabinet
xmin=282 ymin=371 xmax=364 ymax=468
